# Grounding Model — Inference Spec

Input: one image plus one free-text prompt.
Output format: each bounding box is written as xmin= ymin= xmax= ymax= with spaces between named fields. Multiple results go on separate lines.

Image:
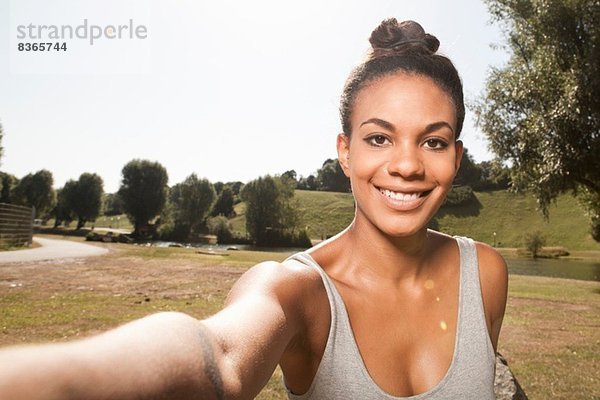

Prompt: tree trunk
xmin=76 ymin=218 xmax=86 ymax=230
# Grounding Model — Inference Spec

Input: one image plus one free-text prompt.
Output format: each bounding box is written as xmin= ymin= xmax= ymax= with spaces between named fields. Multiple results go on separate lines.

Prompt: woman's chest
xmin=339 ymin=280 xmax=460 ymax=397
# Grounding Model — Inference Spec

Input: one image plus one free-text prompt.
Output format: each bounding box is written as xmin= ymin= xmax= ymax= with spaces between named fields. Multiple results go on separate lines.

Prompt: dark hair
xmin=340 ymin=18 xmax=465 ymax=138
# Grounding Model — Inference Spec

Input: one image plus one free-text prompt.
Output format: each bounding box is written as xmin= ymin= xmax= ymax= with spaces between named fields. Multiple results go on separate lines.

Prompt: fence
xmin=0 ymin=203 xmax=34 ymax=249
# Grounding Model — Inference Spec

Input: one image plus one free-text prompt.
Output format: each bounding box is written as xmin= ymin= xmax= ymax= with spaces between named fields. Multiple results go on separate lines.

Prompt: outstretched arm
xmin=0 ymin=312 xmax=228 ymax=399
xmin=0 ymin=261 xmax=307 ymax=400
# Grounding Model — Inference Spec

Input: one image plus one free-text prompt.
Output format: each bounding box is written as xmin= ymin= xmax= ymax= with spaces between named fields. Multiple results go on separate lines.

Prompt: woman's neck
xmin=326 ymin=217 xmax=434 ymax=286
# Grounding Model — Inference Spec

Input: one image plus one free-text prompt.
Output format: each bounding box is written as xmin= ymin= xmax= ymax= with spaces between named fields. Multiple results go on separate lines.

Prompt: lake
xmin=506 ymin=257 xmax=600 ymax=282
xmin=153 ymin=241 xmax=600 ymax=282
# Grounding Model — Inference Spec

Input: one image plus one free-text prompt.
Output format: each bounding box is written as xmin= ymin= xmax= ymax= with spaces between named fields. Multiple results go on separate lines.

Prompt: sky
xmin=0 ymin=0 xmax=509 ymax=193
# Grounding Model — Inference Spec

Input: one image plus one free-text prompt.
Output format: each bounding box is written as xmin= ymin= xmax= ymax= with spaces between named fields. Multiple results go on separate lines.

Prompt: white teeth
xmin=381 ymin=189 xmax=421 ymax=201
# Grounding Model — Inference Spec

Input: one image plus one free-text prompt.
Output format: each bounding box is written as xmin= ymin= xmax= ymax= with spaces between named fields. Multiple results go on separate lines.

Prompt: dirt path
xmin=0 ymin=237 xmax=108 ymax=264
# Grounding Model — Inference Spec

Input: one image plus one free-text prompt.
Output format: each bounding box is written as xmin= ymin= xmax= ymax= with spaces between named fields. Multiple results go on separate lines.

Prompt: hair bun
xmin=369 ymin=18 xmax=439 ymax=57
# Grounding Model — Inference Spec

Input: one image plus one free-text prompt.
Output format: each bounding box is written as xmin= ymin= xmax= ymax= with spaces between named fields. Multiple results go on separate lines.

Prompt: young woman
xmin=0 ymin=18 xmax=508 ymax=399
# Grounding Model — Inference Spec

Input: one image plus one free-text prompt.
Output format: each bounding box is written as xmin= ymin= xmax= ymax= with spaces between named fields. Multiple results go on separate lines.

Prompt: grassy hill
xmin=231 ymin=189 xmax=600 ymax=251
xmin=432 ymin=191 xmax=599 ymax=251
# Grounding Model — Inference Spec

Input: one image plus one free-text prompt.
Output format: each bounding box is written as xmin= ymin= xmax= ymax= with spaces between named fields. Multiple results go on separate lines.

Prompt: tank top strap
xmin=282 ymin=252 xmax=349 ymax=398
xmin=453 ymin=235 xmax=496 ymax=374
xmin=284 ymin=252 xmax=345 ymax=313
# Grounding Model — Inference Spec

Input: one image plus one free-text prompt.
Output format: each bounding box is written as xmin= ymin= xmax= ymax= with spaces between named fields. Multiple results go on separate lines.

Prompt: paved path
xmin=0 ymin=237 xmax=109 ymax=263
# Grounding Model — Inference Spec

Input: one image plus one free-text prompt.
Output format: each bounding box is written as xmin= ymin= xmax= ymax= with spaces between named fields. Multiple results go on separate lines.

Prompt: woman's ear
xmin=337 ymin=133 xmax=351 ymax=177
xmin=454 ymin=140 xmax=464 ymax=173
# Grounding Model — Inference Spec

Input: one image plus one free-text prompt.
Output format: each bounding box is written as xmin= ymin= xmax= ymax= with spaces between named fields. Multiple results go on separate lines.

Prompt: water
xmin=506 ymin=258 xmax=600 ymax=282
xmin=152 ymin=241 xmax=600 ymax=282
xmin=150 ymin=241 xmax=307 ymax=254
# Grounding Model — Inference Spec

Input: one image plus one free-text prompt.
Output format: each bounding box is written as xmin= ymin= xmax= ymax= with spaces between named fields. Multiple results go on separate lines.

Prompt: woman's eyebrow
xmin=423 ymin=121 xmax=455 ymax=135
xmin=360 ymin=118 xmax=455 ymax=136
xmin=359 ymin=118 xmax=396 ymax=131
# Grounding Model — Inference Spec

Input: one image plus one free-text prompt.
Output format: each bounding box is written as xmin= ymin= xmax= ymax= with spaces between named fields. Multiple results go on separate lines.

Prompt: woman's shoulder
xmin=235 ymin=254 xmax=325 ymax=295
xmin=428 ymin=231 xmax=507 ymax=320
xmin=473 ymin=241 xmax=508 ymax=288
xmin=226 ymin=254 xmax=327 ymax=318
xmin=429 ymin=229 xmax=507 ymax=277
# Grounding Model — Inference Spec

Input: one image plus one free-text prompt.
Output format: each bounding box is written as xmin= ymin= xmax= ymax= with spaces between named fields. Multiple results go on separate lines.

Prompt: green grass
xmin=501 ymin=275 xmax=600 ymax=399
xmin=117 ymin=245 xmax=293 ymax=267
xmin=91 ymin=214 xmax=133 ymax=230
xmin=294 ymin=190 xmax=355 ymax=239
xmin=434 ymin=191 xmax=600 ymax=251
xmin=229 ymin=189 xmax=599 ymax=251
xmin=45 ymin=214 xmax=134 ymax=231
xmin=229 ymin=202 xmax=247 ymax=235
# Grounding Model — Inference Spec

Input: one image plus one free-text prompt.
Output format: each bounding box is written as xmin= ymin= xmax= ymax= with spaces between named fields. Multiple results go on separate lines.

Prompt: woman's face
xmin=337 ymin=73 xmax=463 ymax=238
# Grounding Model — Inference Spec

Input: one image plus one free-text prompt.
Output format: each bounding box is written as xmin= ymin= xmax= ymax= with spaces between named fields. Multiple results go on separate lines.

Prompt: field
xmin=292 ymin=189 xmax=600 ymax=250
xmin=1 ymin=239 xmax=599 ymax=399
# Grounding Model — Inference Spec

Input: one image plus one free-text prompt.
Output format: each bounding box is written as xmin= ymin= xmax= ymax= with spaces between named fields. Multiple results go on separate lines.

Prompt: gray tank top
xmin=283 ymin=236 xmax=496 ymax=399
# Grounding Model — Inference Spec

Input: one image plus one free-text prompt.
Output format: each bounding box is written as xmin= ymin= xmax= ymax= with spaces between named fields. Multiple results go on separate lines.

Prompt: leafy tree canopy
xmin=454 ymin=148 xmax=483 ymax=188
xmin=103 ymin=193 xmax=124 ymax=216
xmin=211 ymin=186 xmax=235 ymax=218
xmin=241 ymin=175 xmax=300 ymax=245
xmin=317 ymin=159 xmax=350 ymax=193
xmin=13 ymin=169 xmax=55 ymax=217
xmin=476 ymin=0 xmax=599 ymax=239
xmin=170 ymin=174 xmax=216 ymax=236
xmin=52 ymin=180 xmax=77 ymax=228
xmin=118 ymin=159 xmax=168 ymax=236
xmin=0 ymin=172 xmax=17 ymax=203
xmin=71 ymin=173 xmax=104 ymax=229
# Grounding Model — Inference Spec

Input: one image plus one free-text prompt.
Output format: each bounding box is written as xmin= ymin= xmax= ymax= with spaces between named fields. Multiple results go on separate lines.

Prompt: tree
xmin=207 ymin=215 xmax=234 ymax=243
xmin=227 ymin=181 xmax=244 ymax=204
xmin=241 ymin=175 xmax=302 ymax=246
xmin=478 ymin=160 xmax=511 ymax=190
xmin=211 ymin=186 xmax=235 ymax=217
xmin=282 ymin=170 xmax=297 ymax=183
xmin=103 ymin=193 xmax=124 ymax=216
xmin=170 ymin=174 xmax=216 ymax=237
xmin=52 ymin=181 xmax=77 ymax=228
xmin=227 ymin=181 xmax=244 ymax=197
xmin=476 ymin=0 xmax=599 ymax=239
xmin=297 ymin=174 xmax=318 ymax=191
xmin=71 ymin=173 xmax=104 ymax=229
xmin=213 ymin=181 xmax=225 ymax=195
xmin=118 ymin=159 xmax=169 ymax=236
xmin=317 ymin=159 xmax=351 ymax=192
xmin=454 ymin=148 xmax=483 ymax=188
xmin=0 ymin=172 xmax=17 ymax=203
xmin=13 ymin=169 xmax=55 ymax=218
xmin=524 ymin=230 xmax=546 ymax=258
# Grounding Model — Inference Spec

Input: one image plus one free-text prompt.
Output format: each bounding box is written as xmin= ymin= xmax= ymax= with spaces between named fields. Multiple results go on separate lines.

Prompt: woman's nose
xmin=386 ymin=143 xmax=425 ymax=179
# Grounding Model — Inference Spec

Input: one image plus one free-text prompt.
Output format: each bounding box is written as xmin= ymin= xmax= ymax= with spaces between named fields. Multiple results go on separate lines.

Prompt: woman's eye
xmin=424 ymin=139 xmax=448 ymax=150
xmin=366 ymin=135 xmax=390 ymax=146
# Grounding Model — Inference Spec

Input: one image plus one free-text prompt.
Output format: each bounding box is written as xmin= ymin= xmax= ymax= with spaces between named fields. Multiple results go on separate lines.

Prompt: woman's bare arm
xmin=0 ymin=260 xmax=309 ymax=400
xmin=476 ymin=242 xmax=509 ymax=352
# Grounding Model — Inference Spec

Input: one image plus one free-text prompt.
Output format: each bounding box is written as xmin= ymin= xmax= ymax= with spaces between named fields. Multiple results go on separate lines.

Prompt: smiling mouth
xmin=378 ymin=188 xmax=433 ymax=201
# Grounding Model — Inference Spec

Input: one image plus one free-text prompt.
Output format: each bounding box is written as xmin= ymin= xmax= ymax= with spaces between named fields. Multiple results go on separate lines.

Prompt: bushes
xmin=443 ymin=186 xmax=478 ymax=207
xmin=254 ymin=228 xmax=312 ymax=248
xmin=523 ymin=230 xmax=546 ymax=258
xmin=207 ymin=216 xmax=234 ymax=244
